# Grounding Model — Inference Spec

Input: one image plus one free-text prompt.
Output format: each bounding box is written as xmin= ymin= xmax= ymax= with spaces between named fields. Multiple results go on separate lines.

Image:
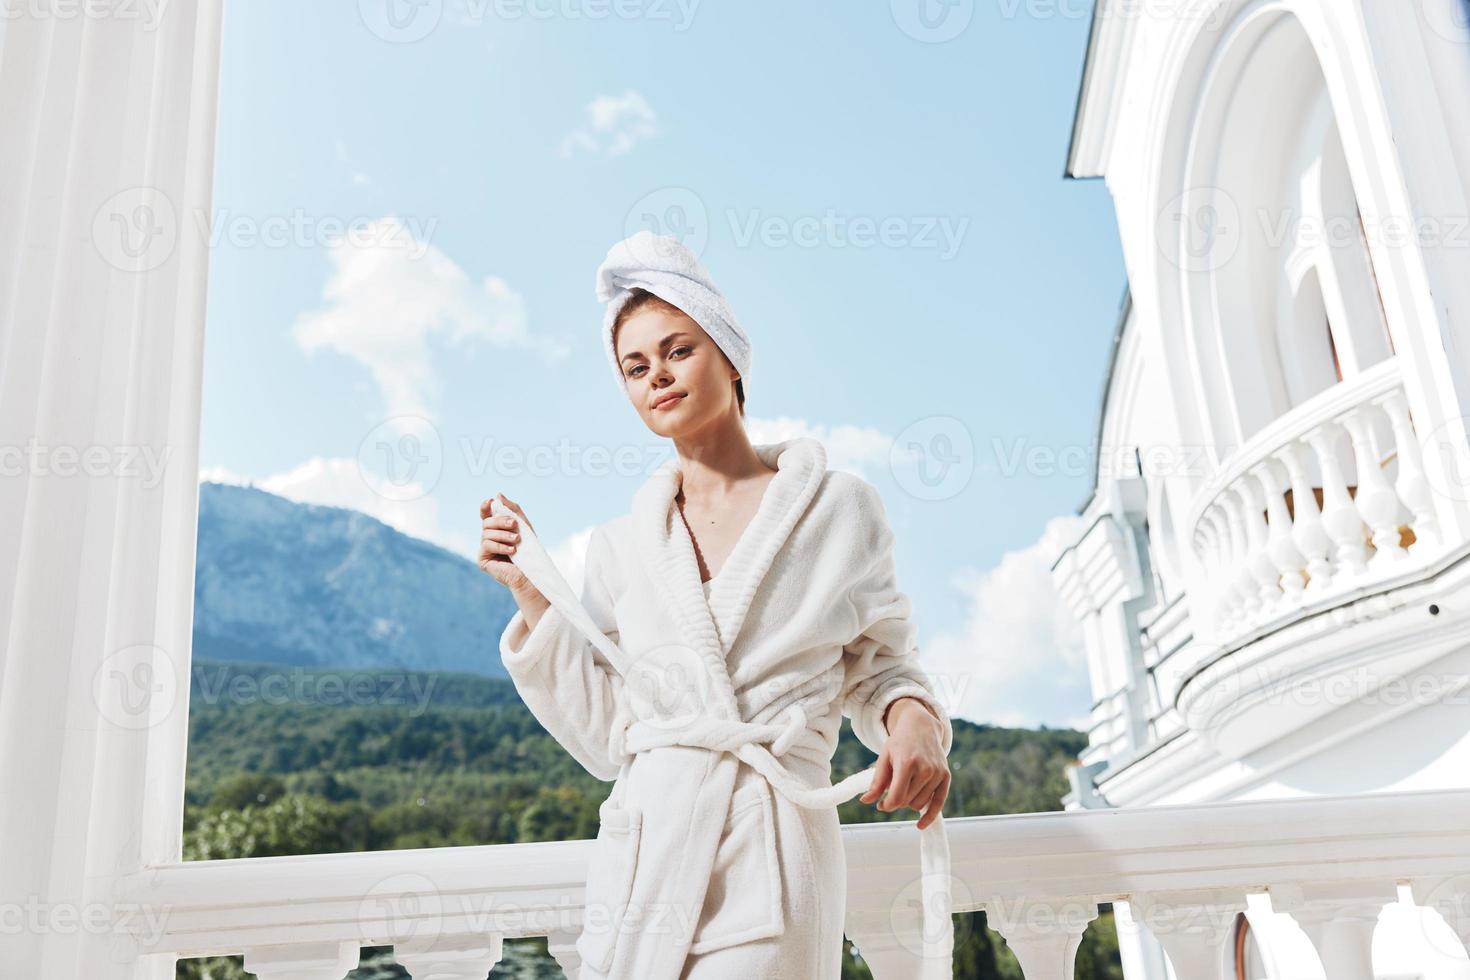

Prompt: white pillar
xmin=0 ymin=3 xmax=224 ymax=977
xmin=394 ymin=935 xmax=505 ymax=979
xmin=987 ymin=897 xmax=1098 ymax=980
xmin=1270 ymin=881 xmax=1393 ymax=980
xmin=1128 ymin=889 xmax=1245 ymax=980
xmin=547 ymin=927 xmax=585 ymax=978
xmin=1329 ymin=0 xmax=1470 ymax=544
xmin=242 ymin=943 xmax=359 ymax=980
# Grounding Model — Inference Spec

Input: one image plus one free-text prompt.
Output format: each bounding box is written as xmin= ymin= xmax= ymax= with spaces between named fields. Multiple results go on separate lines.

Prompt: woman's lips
xmin=652 ymin=393 xmax=686 ymax=411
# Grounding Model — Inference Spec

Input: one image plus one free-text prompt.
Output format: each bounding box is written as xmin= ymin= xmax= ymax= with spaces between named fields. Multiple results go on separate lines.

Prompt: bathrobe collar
xmin=632 ymin=437 xmax=828 ymax=715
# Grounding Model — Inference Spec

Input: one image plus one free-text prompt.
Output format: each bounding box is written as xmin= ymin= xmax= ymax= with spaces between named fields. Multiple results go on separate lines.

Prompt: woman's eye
xmin=672 ymin=346 xmax=691 ymax=356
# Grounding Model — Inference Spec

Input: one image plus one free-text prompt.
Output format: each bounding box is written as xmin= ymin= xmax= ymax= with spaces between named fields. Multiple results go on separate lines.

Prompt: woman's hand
xmin=478 ymin=494 xmax=545 ymax=608
xmin=859 ymin=696 xmax=951 ymax=830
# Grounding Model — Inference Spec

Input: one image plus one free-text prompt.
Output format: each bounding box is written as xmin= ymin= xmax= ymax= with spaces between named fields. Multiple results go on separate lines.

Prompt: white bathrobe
xmin=496 ymin=436 xmax=955 ymax=980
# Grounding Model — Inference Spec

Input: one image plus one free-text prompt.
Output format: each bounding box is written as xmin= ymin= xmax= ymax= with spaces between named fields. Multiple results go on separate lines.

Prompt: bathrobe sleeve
xmin=499 ymin=524 xmax=626 ymax=782
xmin=839 ymin=480 xmax=955 ymax=759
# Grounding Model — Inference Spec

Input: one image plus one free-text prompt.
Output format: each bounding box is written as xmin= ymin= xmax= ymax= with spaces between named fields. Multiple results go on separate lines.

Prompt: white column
xmin=1252 ymin=459 xmax=1306 ymax=601
xmin=987 ymin=897 xmax=1098 ymax=980
xmin=1202 ymin=507 xmax=1240 ymax=630
xmin=1219 ymin=493 xmax=1257 ymax=624
xmin=1407 ymin=875 xmax=1470 ymax=958
xmin=1233 ymin=480 xmax=1283 ymax=619
xmin=1339 ymin=403 xmax=1408 ymax=565
xmin=242 ymin=942 xmax=359 ymax=980
xmin=547 ymin=928 xmax=585 ymax=978
xmin=395 ymin=935 xmax=505 ymax=978
xmin=846 ymin=917 xmax=947 ymax=979
xmin=1377 ymin=388 xmax=1441 ymax=553
xmin=0 ymin=3 xmax=224 ymax=978
xmin=1127 ymin=889 xmax=1244 ymax=980
xmin=1269 ymin=881 xmax=1392 ymax=980
xmin=1277 ymin=441 xmax=1335 ymax=593
xmin=1304 ymin=422 xmax=1369 ymax=577
xmin=1341 ymin=0 xmax=1470 ymax=547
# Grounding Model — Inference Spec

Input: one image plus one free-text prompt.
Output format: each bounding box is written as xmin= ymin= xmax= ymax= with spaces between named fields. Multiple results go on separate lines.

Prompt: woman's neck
xmin=671 ymin=425 xmax=772 ymax=506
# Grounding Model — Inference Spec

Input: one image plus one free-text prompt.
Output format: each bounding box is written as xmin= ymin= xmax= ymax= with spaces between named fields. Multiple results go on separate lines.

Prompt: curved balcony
xmin=1184 ymin=358 xmax=1452 ymax=639
xmin=1175 ymin=358 xmax=1467 ymax=758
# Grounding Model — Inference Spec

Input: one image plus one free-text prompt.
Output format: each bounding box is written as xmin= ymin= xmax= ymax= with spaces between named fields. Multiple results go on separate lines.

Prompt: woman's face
xmin=615 ymin=304 xmax=739 ymax=437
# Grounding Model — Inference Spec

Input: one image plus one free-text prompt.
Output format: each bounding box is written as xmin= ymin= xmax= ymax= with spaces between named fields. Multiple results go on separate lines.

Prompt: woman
xmin=478 ymin=231 xmax=954 ymax=980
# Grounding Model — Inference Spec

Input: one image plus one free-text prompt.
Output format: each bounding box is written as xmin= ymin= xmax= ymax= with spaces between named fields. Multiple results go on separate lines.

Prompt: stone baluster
xmin=1219 ymin=493 xmax=1259 ymax=623
xmin=1303 ymin=422 xmax=1369 ymax=578
xmin=1377 ymin=389 xmax=1441 ymax=553
xmin=1197 ymin=508 xmax=1232 ymax=630
xmin=1127 ymin=889 xmax=1246 ymax=980
xmin=1407 ymin=876 xmax=1470 ymax=959
xmin=1234 ymin=480 xmax=1283 ymax=619
xmin=1339 ymin=404 xmax=1409 ymax=566
xmin=1251 ymin=459 xmax=1306 ymax=601
xmin=242 ymin=942 xmax=359 ymax=980
xmin=395 ymin=935 xmax=504 ymax=978
xmin=987 ymin=897 xmax=1098 ymax=980
xmin=1269 ymin=882 xmax=1392 ymax=980
xmin=1277 ymin=441 xmax=1335 ymax=592
xmin=846 ymin=913 xmax=951 ymax=980
xmin=547 ymin=928 xmax=584 ymax=979
xmin=1205 ymin=507 xmax=1244 ymax=631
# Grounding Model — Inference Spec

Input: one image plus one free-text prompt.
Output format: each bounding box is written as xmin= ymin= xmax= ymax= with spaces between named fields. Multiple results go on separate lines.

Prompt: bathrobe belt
xmin=489 ymin=499 xmax=954 ymax=977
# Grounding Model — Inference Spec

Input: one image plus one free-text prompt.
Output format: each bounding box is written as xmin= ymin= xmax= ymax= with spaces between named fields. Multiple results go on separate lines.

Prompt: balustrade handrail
xmin=115 ymin=785 xmax=1470 ymax=959
xmin=1184 ymin=357 xmax=1403 ymax=543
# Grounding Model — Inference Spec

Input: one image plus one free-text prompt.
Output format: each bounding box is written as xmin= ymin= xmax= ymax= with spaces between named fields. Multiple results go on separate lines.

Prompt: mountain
xmin=193 ymin=481 xmax=516 ymax=675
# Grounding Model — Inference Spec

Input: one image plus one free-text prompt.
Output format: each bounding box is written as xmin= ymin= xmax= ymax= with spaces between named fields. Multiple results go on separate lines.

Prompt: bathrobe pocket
xmin=687 ymin=776 xmax=786 ymax=954
xmin=577 ymin=798 xmax=644 ymax=974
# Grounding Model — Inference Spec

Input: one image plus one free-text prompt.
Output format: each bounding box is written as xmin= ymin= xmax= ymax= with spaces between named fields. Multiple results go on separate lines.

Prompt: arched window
xmin=1156 ymin=9 xmax=1393 ymax=452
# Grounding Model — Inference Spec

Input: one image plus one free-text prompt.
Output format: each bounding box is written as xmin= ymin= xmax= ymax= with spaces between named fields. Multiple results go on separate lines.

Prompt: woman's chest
xmin=605 ymin=524 xmax=863 ymax=667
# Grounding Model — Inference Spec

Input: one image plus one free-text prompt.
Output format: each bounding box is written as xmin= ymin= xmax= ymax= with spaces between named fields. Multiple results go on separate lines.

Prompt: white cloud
xmin=292 ymin=215 xmax=568 ymax=424
xmin=922 ymin=513 xmax=1093 ymax=730
xmin=744 ymin=416 xmax=891 ymax=478
xmin=559 ymin=90 xmax=660 ymax=158
xmin=198 ymin=464 xmax=253 ymax=487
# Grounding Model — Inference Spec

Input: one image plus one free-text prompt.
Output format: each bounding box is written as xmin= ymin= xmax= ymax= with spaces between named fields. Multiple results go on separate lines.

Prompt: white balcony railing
xmin=114 ymin=788 xmax=1470 ymax=979
xmin=1185 ymin=358 xmax=1452 ymax=647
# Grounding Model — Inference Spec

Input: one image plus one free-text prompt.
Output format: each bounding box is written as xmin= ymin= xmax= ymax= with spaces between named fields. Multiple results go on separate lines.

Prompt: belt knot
xmin=610 ymin=700 xmax=809 ymax=762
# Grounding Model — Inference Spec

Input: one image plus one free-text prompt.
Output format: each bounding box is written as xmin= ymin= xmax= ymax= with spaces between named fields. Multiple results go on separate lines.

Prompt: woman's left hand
xmin=860 ymin=696 xmax=951 ymax=830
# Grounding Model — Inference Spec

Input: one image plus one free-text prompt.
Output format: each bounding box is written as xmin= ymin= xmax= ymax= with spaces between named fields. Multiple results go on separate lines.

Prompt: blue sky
xmin=198 ymin=0 xmax=1124 ymax=728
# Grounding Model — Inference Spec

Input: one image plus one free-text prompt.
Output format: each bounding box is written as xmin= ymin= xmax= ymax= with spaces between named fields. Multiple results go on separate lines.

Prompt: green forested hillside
xmin=177 ymin=660 xmax=1121 ymax=979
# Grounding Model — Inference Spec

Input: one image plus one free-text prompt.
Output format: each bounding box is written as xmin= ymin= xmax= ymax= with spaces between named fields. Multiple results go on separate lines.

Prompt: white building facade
xmin=1052 ymin=0 xmax=1470 ymax=976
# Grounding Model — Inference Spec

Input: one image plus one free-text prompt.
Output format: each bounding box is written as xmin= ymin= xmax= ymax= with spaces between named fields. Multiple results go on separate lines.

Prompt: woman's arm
xmin=499 ymin=523 xmax=627 ymax=782
xmin=839 ymin=479 xmax=953 ymax=828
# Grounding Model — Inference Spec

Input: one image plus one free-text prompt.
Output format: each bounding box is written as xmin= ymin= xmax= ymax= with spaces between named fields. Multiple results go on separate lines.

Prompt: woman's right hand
xmin=478 ymin=494 xmax=544 ymax=605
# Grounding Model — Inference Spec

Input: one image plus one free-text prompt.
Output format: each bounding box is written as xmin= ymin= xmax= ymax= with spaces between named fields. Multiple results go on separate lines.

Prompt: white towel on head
xmin=595 ymin=230 xmax=752 ymax=393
